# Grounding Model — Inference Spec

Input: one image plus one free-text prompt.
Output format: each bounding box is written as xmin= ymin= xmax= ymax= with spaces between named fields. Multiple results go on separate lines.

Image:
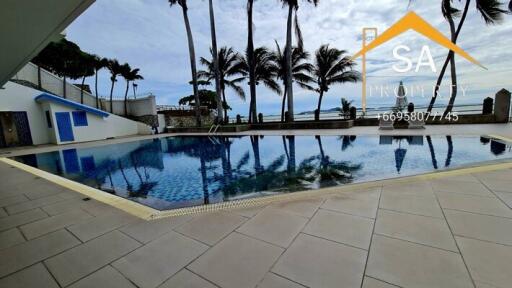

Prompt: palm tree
xmin=107 ymin=59 xmax=122 ymax=113
xmin=198 ymin=47 xmax=246 ymax=120
xmin=411 ymin=0 xmax=509 ymax=114
xmin=311 ymin=45 xmax=361 ymax=121
xmin=169 ymin=0 xmax=202 ymax=127
xmin=92 ymin=56 xmax=109 ymax=108
xmin=77 ymin=53 xmax=95 ymax=104
xmin=280 ymin=0 xmax=319 ymax=122
xmin=247 ymin=0 xmax=257 ymax=123
xmin=207 ymin=0 xmax=223 ymax=124
xmin=121 ymin=65 xmax=144 ymax=116
xmin=274 ymin=43 xmax=315 ymax=122
xmin=237 ymin=47 xmax=282 ymax=119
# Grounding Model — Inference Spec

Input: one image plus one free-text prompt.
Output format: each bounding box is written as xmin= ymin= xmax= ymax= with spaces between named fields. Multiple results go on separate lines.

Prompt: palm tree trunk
xmin=37 ymin=66 xmax=42 ymax=89
xmin=109 ymin=80 xmax=115 ymax=113
xmin=63 ymin=76 xmax=67 ymax=99
xmin=281 ymin=86 xmax=288 ymax=122
xmin=247 ymin=0 xmax=257 ymax=123
xmin=285 ymin=5 xmax=295 ymax=122
xmin=222 ymin=89 xmax=228 ymax=120
xmin=80 ymin=75 xmax=86 ymax=104
xmin=95 ymin=71 xmax=99 ymax=108
xmin=316 ymin=90 xmax=324 ymax=121
xmin=443 ymin=6 xmax=460 ymax=117
xmin=124 ymin=80 xmax=130 ymax=116
xmin=427 ymin=0 xmax=471 ymax=113
xmin=209 ymin=0 xmax=224 ymax=124
xmin=181 ymin=5 xmax=201 ymax=127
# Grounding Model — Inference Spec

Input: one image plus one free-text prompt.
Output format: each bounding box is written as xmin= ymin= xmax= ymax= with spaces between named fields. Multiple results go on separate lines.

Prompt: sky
xmin=66 ymin=0 xmax=512 ymax=117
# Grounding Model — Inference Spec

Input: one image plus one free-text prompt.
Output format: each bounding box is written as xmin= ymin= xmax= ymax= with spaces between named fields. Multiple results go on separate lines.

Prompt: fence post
xmin=494 ymin=89 xmax=511 ymax=123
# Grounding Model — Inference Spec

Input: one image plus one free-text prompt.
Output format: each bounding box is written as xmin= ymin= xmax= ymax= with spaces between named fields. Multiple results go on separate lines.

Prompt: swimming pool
xmin=12 ymin=135 xmax=512 ymax=210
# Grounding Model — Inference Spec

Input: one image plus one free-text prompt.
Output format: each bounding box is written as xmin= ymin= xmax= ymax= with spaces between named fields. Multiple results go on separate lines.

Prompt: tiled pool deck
xmin=1 ymin=124 xmax=512 ymax=288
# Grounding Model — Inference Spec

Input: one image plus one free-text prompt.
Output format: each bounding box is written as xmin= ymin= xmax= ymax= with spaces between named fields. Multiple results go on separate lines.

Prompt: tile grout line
xmin=364 ymin=275 xmax=404 ymax=288
xmin=184 ymin=268 xmax=222 ymax=288
xmin=262 ymin=197 xmax=327 ymax=288
xmin=359 ymin=185 xmax=382 ymax=288
xmin=428 ymin=180 xmax=478 ymax=288
xmin=374 ymin=234 xmax=460 ymax=254
xmin=475 ymin=176 xmax=512 ymax=211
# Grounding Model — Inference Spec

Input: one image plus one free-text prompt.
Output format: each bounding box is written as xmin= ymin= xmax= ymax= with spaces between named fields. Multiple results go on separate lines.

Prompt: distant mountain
xmin=298 ymin=107 xmax=341 ymax=115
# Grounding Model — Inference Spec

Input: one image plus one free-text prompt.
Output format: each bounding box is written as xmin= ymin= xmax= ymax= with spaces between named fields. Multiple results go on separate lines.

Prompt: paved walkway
xmin=0 ymin=158 xmax=512 ymax=287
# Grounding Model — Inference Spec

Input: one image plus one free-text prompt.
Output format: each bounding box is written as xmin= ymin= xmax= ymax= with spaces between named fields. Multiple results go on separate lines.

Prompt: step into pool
xmin=12 ymin=135 xmax=512 ymax=210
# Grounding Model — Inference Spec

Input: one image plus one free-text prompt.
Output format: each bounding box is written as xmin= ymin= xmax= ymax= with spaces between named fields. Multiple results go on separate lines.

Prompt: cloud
xmin=66 ymin=0 xmax=512 ymax=117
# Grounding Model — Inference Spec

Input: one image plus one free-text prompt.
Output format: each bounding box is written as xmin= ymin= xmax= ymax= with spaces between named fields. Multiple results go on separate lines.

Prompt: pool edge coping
xmin=2 ymin=134 xmax=512 ymax=220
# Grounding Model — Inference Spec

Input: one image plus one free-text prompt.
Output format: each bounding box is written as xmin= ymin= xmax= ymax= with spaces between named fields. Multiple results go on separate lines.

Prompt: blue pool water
xmin=13 ymin=135 xmax=512 ymax=210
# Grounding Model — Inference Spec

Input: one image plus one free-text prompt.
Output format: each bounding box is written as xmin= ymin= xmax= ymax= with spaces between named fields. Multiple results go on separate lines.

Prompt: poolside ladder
xmin=208 ymin=124 xmax=221 ymax=135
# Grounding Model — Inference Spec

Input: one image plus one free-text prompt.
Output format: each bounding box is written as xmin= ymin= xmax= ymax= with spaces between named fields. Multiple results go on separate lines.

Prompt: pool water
xmin=13 ymin=135 xmax=512 ymax=210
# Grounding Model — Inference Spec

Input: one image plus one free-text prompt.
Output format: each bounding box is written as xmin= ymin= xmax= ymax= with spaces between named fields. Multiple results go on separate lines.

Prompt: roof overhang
xmin=35 ymin=93 xmax=110 ymax=118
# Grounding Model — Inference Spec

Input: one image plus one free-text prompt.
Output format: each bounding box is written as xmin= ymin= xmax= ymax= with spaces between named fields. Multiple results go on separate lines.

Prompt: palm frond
xmin=476 ymin=0 xmax=508 ymax=24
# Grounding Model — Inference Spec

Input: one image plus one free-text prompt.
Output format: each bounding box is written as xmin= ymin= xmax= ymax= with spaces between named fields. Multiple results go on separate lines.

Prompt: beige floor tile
xmin=20 ymin=209 xmax=92 ymax=240
xmin=457 ymin=236 xmax=512 ymax=288
xmin=375 ymin=209 xmax=458 ymax=251
xmin=473 ymin=169 xmax=512 ymax=181
xmin=45 ymin=230 xmax=140 ymax=286
xmin=431 ymin=179 xmax=494 ymax=197
xmin=230 ymin=205 xmax=266 ymax=218
xmin=189 ymin=232 xmax=283 ymax=288
xmin=0 ymin=228 xmax=25 ymax=250
xmin=113 ymin=231 xmax=208 ymax=288
xmin=175 ymin=211 xmax=246 ymax=246
xmin=257 ymin=273 xmax=305 ymax=288
xmin=438 ymin=174 xmax=481 ymax=183
xmin=18 ymin=179 xmax=67 ymax=200
xmin=40 ymin=198 xmax=86 ymax=216
xmin=379 ymin=193 xmax=444 ymax=218
xmin=303 ymin=209 xmax=373 ymax=249
xmin=322 ymin=194 xmax=378 ymax=218
xmin=68 ymin=211 xmax=138 ymax=242
xmin=366 ymin=235 xmax=473 ymax=288
xmin=481 ymin=178 xmax=512 ymax=193
xmin=445 ymin=209 xmax=512 ymax=246
xmin=340 ymin=187 xmax=382 ymax=201
xmin=120 ymin=214 xmax=193 ymax=244
xmin=0 ymin=230 xmax=80 ymax=277
xmin=0 ymin=263 xmax=59 ymax=288
xmin=494 ymin=191 xmax=512 ymax=208
xmin=0 ymin=208 xmax=6 ymax=218
xmin=0 ymin=208 xmax=47 ymax=232
xmin=269 ymin=198 xmax=323 ymax=218
xmin=0 ymin=194 xmax=29 ymax=208
xmin=159 ymin=269 xmax=217 ymax=288
xmin=68 ymin=266 xmax=137 ymax=288
xmin=437 ymin=193 xmax=512 ymax=218
xmin=362 ymin=277 xmax=399 ymax=288
xmin=237 ymin=208 xmax=308 ymax=248
xmin=273 ymin=233 xmax=366 ymax=288
xmin=382 ymin=181 xmax=434 ymax=198
xmin=5 ymin=194 xmax=68 ymax=215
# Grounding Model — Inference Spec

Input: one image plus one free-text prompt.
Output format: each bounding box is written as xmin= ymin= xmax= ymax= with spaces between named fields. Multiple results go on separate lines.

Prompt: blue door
xmin=55 ymin=112 xmax=74 ymax=142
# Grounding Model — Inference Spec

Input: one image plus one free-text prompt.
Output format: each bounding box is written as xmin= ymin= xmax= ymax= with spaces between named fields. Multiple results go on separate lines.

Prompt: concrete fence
xmin=12 ymin=62 xmax=156 ymax=118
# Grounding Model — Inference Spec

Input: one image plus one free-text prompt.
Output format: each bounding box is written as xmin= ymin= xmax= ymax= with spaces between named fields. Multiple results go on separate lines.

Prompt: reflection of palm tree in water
xmin=118 ymin=160 xmax=133 ymax=192
xmin=314 ymin=136 xmax=362 ymax=188
xmin=250 ymin=135 xmax=263 ymax=174
xmin=445 ymin=136 xmax=453 ymax=167
xmin=426 ymin=136 xmax=438 ymax=170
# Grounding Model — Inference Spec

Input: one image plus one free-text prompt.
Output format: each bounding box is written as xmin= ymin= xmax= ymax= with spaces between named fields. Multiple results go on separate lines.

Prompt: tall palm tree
xmin=107 ymin=59 xmax=122 ymax=113
xmin=274 ymin=43 xmax=315 ymax=122
xmin=443 ymin=0 xmax=509 ymax=116
xmin=280 ymin=0 xmax=319 ymax=122
xmin=169 ymin=0 xmax=202 ymax=127
xmin=92 ymin=56 xmax=109 ymax=108
xmin=411 ymin=0 xmax=509 ymax=114
xmin=237 ymin=47 xmax=282 ymax=120
xmin=311 ymin=45 xmax=361 ymax=121
xmin=207 ymin=0 xmax=224 ymax=124
xmin=198 ymin=47 xmax=246 ymax=120
xmin=77 ymin=53 xmax=95 ymax=104
xmin=247 ymin=0 xmax=257 ymax=123
xmin=121 ymin=66 xmax=144 ymax=116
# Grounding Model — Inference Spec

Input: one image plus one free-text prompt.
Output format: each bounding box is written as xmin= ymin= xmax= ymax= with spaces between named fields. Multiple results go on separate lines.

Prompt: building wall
xmin=0 ymin=82 xmax=50 ymax=145
xmin=0 ymin=81 xmax=152 ymax=146
xmin=13 ymin=63 xmax=157 ymax=118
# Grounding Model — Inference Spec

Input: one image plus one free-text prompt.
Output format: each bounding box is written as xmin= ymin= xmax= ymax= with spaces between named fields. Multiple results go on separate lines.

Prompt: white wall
xmin=0 ymin=82 xmax=50 ymax=145
xmin=0 ymin=81 xmax=152 ymax=146
xmin=14 ymin=63 xmax=157 ymax=118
